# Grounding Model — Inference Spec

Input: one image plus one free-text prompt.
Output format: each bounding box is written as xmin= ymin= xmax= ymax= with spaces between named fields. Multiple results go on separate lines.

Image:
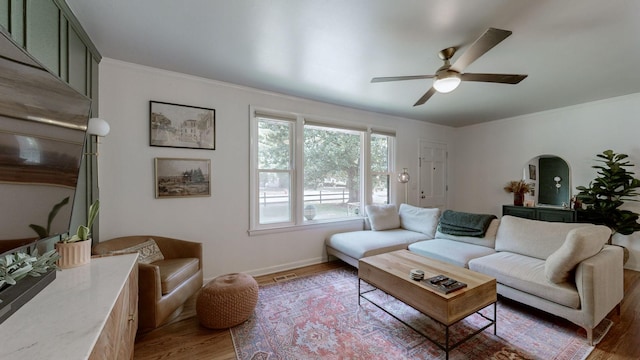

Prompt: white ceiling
xmin=66 ymin=0 xmax=640 ymax=127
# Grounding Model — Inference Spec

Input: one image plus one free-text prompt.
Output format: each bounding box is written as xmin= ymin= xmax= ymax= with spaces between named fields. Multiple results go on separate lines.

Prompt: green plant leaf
xmin=46 ymin=196 xmax=70 ymax=235
xmin=28 ymin=224 xmax=48 ymax=239
xmin=86 ymin=200 xmax=99 ymax=230
xmin=576 ymin=150 xmax=640 ymax=236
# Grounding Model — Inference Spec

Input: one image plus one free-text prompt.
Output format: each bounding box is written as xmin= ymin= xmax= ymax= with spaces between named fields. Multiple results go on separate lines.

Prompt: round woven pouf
xmin=196 ymin=272 xmax=259 ymax=329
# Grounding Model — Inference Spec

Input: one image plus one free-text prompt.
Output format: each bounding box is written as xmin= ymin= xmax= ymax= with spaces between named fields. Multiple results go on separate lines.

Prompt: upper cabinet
xmin=0 ymin=0 xmax=101 ymax=113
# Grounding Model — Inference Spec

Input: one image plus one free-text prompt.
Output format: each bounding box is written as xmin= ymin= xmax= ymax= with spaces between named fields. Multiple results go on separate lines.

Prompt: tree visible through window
xmin=303 ymin=125 xmax=360 ymax=220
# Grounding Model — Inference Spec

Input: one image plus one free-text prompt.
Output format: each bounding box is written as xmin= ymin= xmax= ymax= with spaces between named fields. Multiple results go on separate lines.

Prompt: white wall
xmin=98 ymin=58 xmax=454 ymax=279
xmin=452 ymin=93 xmax=640 ymax=270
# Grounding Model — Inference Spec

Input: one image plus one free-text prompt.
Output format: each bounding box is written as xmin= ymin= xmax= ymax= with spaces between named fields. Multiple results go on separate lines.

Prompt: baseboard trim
xmin=202 ymin=256 xmax=328 ymax=283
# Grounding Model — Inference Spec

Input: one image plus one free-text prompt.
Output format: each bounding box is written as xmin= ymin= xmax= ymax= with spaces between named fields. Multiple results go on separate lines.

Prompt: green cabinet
xmin=503 ymin=205 xmax=577 ymax=223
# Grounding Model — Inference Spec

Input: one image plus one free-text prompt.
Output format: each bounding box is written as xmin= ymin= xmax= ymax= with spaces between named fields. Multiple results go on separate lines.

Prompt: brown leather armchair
xmin=92 ymin=235 xmax=203 ymax=332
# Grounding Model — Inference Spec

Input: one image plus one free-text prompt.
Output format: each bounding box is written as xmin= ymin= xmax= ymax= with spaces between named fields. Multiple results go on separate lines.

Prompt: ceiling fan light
xmin=433 ymin=75 xmax=461 ymax=93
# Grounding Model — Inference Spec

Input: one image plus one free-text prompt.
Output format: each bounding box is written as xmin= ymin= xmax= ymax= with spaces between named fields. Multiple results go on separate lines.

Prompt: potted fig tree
xmin=55 ymin=200 xmax=99 ymax=269
xmin=576 ymin=150 xmax=640 ymax=263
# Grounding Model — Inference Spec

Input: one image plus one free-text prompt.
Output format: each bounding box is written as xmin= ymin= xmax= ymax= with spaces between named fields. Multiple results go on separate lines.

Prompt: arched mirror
xmin=523 ymin=155 xmax=570 ymax=207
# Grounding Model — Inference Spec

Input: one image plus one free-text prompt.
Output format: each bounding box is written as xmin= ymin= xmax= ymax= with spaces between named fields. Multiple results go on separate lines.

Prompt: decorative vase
xmin=513 ymin=192 xmax=524 ymax=206
xmin=55 ymin=240 xmax=91 ymax=269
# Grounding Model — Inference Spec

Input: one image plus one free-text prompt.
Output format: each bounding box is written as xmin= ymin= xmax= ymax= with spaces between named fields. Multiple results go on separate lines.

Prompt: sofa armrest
xmin=574 ymin=245 xmax=624 ymax=327
xmin=138 ymin=262 xmax=162 ymax=302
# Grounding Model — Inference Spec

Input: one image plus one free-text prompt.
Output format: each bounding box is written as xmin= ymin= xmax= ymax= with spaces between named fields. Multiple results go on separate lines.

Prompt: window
xmin=250 ymin=109 xmax=395 ymax=231
xmin=370 ymin=133 xmax=391 ymax=205
xmin=256 ymin=117 xmax=294 ymax=225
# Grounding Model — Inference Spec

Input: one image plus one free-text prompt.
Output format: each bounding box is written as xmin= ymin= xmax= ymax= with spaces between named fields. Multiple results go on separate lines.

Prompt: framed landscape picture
xmin=155 ymin=157 xmax=211 ymax=198
xmin=150 ymin=101 xmax=215 ymax=150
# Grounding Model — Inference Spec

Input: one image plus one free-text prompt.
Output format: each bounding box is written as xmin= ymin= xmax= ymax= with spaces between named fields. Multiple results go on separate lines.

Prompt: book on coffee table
xmin=422 ymin=274 xmax=467 ymax=294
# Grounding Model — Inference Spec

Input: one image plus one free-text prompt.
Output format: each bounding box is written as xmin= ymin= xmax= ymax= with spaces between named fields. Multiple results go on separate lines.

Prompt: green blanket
xmin=438 ymin=210 xmax=497 ymax=237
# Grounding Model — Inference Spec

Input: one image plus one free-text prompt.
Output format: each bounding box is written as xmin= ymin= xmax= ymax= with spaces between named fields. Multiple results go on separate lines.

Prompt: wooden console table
xmin=0 ymin=253 xmax=138 ymax=360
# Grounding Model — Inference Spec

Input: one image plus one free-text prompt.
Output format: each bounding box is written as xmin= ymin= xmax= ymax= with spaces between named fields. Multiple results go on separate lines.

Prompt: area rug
xmin=231 ymin=267 xmax=612 ymax=360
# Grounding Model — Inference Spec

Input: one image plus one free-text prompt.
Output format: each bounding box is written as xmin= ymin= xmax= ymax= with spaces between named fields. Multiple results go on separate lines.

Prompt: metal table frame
xmin=358 ymin=278 xmax=496 ymax=360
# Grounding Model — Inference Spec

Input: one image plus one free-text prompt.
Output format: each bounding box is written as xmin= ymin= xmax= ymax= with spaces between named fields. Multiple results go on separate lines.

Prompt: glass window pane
xmin=371 ymin=134 xmax=390 ymax=204
xmin=258 ymin=171 xmax=291 ymax=224
xmin=372 ymin=174 xmax=390 ymax=204
xmin=258 ymin=119 xmax=291 ymax=170
xmin=371 ymin=135 xmax=389 ymax=172
xmin=304 ymin=125 xmax=361 ymax=220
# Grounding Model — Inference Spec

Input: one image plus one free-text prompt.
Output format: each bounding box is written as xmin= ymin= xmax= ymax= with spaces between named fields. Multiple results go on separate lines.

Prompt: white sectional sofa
xmin=325 ymin=204 xmax=624 ymax=344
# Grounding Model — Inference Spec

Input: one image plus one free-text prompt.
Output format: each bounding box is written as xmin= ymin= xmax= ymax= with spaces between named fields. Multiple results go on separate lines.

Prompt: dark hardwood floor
xmin=133 ymin=262 xmax=640 ymax=360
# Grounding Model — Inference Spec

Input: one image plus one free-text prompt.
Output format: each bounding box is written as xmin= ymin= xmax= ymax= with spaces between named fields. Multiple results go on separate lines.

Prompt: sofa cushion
xmin=155 ymin=258 xmax=200 ymax=295
xmin=365 ymin=204 xmax=400 ymax=231
xmin=435 ymin=219 xmax=500 ymax=248
xmin=545 ymin=225 xmax=611 ymax=283
xmin=398 ymin=204 xmax=440 ymax=239
xmin=108 ymin=238 xmax=165 ymax=264
xmin=326 ymin=229 xmax=430 ymax=260
xmin=408 ymin=239 xmax=496 ymax=268
xmin=495 ymin=215 xmax=589 ymax=260
xmin=469 ymin=252 xmax=580 ymax=309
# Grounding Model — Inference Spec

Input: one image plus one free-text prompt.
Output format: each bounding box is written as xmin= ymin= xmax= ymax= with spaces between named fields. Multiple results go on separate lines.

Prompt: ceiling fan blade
xmin=413 ymin=87 xmax=437 ymax=106
xmin=450 ymin=28 xmax=512 ymax=72
xmin=371 ymin=75 xmax=434 ymax=83
xmin=461 ymin=73 xmax=528 ymax=84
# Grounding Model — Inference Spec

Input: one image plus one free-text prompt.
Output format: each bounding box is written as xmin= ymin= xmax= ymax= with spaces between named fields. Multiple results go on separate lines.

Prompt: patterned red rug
xmin=231 ymin=267 xmax=612 ymax=360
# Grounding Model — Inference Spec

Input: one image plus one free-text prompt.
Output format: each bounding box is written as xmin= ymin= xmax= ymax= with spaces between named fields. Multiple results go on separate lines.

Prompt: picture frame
xmin=150 ymin=101 xmax=215 ymax=150
xmin=154 ymin=158 xmax=211 ymax=198
xmin=528 ymin=164 xmax=537 ymax=180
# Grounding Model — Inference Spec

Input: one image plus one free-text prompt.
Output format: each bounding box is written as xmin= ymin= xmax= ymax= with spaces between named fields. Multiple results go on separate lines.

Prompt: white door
xmin=419 ymin=141 xmax=447 ymax=208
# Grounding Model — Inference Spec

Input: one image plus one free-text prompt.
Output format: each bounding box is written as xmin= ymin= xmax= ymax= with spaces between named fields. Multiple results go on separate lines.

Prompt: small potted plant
xmin=504 ymin=180 xmax=534 ymax=206
xmin=55 ymin=200 xmax=99 ymax=269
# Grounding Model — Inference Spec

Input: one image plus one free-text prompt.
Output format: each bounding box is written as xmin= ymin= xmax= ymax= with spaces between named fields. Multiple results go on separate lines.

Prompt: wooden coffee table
xmin=358 ymin=250 xmax=497 ymax=359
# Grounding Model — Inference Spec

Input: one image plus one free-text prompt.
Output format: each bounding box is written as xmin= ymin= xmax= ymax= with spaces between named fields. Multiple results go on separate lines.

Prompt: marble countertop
xmin=0 ymin=253 xmax=138 ymax=360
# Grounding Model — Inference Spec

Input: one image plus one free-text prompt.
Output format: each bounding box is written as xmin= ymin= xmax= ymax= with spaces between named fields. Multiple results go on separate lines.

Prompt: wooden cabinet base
xmin=90 ymin=261 xmax=138 ymax=359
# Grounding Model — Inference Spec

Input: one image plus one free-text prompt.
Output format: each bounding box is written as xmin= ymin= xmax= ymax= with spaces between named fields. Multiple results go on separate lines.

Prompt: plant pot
xmin=55 ymin=240 xmax=91 ymax=269
xmin=616 ymin=245 xmax=631 ymax=265
xmin=513 ymin=193 xmax=524 ymax=206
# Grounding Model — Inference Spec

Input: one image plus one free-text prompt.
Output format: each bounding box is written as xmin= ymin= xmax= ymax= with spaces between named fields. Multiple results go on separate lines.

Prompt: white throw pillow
xmin=545 ymin=225 xmax=611 ymax=283
xmin=398 ymin=203 xmax=440 ymax=239
xmin=365 ymin=204 xmax=400 ymax=231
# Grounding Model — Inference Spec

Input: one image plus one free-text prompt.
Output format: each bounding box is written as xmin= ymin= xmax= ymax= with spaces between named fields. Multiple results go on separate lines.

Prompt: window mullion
xmin=294 ymin=116 xmax=305 ymax=225
xmin=362 ymin=130 xmax=371 ymax=211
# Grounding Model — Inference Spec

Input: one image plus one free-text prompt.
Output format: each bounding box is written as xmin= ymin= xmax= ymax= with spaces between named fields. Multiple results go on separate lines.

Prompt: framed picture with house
xmin=150 ymin=101 xmax=215 ymax=150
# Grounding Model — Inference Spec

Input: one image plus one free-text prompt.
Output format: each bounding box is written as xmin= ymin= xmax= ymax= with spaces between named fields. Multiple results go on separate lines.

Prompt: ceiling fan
xmin=371 ymin=28 xmax=528 ymax=106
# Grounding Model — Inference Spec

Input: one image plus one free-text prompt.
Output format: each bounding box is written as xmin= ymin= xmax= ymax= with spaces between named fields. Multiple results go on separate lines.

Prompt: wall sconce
xmin=554 ymin=176 xmax=562 ymax=192
xmin=85 ymin=118 xmax=110 ymax=156
xmin=87 ymin=117 xmax=110 ymax=137
xmin=397 ymin=168 xmax=410 ymax=204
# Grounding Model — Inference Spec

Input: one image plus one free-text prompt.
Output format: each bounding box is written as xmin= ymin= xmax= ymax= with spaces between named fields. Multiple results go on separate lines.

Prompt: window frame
xmin=249 ymin=106 xmax=395 ymax=234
